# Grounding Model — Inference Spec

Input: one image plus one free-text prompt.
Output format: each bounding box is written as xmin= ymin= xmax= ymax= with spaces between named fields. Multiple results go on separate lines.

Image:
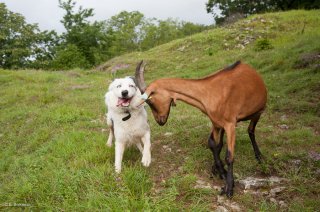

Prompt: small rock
xmin=308 ymin=151 xmax=320 ymax=161
xmin=269 ymin=186 xmax=286 ymax=197
xmin=229 ymin=203 xmax=241 ymax=211
xmin=213 ymin=185 xmax=221 ymax=191
xmin=279 ymin=201 xmax=288 ymax=208
xmin=269 ymin=198 xmax=277 ymax=204
xmin=278 ymin=124 xmax=289 ymax=130
xmin=194 ymin=179 xmax=212 ymax=189
xmin=290 ymin=159 xmax=301 ymax=166
xmin=236 ymin=44 xmax=245 ymax=49
xmin=239 ymin=177 xmax=268 ymax=189
xmin=269 ymin=176 xmax=287 ymax=184
xmin=101 ymin=129 xmax=108 ymax=132
xmin=164 ymin=132 xmax=173 ymax=136
xmin=280 ymin=115 xmax=287 ymax=121
xmin=162 ymin=145 xmax=172 ymax=152
xmin=217 ymin=196 xmax=241 ymax=211
xmin=243 ymin=40 xmax=250 ymax=45
xmin=177 ymin=45 xmax=186 ymax=52
xmin=215 ymin=206 xmax=229 ymax=212
xmin=239 ymin=176 xmax=286 ymax=190
xmin=217 ymin=195 xmax=225 ymax=204
xmin=110 ymin=64 xmax=130 ymax=74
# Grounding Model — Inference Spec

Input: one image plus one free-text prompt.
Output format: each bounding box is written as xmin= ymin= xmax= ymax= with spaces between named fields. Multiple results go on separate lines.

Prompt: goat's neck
xmin=161 ymin=78 xmax=206 ymax=113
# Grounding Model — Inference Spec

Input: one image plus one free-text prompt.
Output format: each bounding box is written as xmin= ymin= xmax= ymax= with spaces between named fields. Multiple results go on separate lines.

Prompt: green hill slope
xmin=0 ymin=10 xmax=319 ymax=210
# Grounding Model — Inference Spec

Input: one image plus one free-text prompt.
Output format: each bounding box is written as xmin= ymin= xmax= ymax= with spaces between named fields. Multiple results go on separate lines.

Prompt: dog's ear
xmin=108 ymin=79 xmax=118 ymax=91
xmin=128 ymin=76 xmax=137 ymax=86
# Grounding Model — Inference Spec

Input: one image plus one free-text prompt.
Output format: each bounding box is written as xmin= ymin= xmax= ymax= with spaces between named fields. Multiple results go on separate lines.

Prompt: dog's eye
xmin=129 ymin=85 xmax=135 ymax=88
xmin=116 ymin=85 xmax=121 ymax=88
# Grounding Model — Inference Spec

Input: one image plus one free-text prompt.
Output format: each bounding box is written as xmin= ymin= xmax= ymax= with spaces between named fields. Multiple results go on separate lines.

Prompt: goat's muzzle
xmin=156 ymin=116 xmax=167 ymax=126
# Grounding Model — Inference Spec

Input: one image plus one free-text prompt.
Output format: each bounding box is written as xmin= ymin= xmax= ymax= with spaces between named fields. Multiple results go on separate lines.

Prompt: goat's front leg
xmin=141 ymin=131 xmax=151 ymax=167
xmin=208 ymin=128 xmax=227 ymax=180
xmin=221 ymin=123 xmax=236 ymax=198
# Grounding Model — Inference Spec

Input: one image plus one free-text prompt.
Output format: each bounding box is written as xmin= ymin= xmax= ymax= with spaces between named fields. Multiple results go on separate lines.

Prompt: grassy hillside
xmin=1 ymin=10 xmax=319 ymax=210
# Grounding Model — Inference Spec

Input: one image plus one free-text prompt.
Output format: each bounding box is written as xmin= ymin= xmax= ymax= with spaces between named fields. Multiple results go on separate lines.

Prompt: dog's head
xmin=108 ymin=77 xmax=138 ymax=107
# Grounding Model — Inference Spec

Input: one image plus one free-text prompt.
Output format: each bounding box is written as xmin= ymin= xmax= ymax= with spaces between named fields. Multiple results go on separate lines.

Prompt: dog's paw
xmin=115 ymin=166 xmax=121 ymax=173
xmin=141 ymin=153 xmax=151 ymax=167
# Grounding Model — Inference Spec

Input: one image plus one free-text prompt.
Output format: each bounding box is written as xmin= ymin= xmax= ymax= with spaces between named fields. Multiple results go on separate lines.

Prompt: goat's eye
xmin=129 ymin=85 xmax=135 ymax=88
xmin=116 ymin=85 xmax=121 ymax=88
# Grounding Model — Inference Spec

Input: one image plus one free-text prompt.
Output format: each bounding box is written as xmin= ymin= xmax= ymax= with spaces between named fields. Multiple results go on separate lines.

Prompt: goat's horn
xmin=135 ymin=60 xmax=147 ymax=93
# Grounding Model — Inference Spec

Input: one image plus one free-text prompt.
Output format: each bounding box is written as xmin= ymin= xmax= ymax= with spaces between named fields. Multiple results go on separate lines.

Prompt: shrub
xmin=254 ymin=38 xmax=273 ymax=51
xmin=51 ymin=44 xmax=89 ymax=70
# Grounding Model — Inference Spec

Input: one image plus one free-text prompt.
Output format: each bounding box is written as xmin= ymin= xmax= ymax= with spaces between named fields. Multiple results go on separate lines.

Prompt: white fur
xmin=105 ymin=77 xmax=151 ymax=173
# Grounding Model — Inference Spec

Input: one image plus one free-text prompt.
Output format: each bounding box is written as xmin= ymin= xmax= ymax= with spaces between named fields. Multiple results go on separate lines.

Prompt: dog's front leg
xmin=135 ymin=142 xmax=143 ymax=154
xmin=115 ymin=141 xmax=125 ymax=173
xmin=106 ymin=115 xmax=113 ymax=147
xmin=141 ymin=131 xmax=151 ymax=167
xmin=106 ymin=127 xmax=114 ymax=147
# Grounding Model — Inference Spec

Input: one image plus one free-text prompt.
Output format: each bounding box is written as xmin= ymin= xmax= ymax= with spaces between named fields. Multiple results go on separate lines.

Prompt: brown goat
xmin=135 ymin=60 xmax=267 ymax=197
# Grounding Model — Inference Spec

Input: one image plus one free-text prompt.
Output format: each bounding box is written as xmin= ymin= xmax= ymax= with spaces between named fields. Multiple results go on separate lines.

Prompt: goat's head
xmin=135 ymin=61 xmax=174 ymax=126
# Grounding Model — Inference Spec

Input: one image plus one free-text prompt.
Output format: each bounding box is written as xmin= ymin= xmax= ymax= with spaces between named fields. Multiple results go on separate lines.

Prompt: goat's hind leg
xmin=248 ymin=113 xmax=263 ymax=163
xmin=208 ymin=128 xmax=227 ymax=180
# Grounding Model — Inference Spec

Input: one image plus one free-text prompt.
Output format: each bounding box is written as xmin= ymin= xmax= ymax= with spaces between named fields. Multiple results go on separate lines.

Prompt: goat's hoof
xmin=220 ymin=186 xmax=233 ymax=198
xmin=220 ymin=186 xmax=226 ymax=195
xmin=256 ymin=154 xmax=264 ymax=163
xmin=211 ymin=166 xmax=219 ymax=176
xmin=226 ymin=190 xmax=233 ymax=198
xmin=220 ymin=172 xmax=227 ymax=180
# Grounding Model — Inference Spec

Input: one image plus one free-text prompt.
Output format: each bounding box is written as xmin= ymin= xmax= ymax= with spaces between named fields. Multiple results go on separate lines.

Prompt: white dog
xmin=105 ymin=77 xmax=151 ymax=173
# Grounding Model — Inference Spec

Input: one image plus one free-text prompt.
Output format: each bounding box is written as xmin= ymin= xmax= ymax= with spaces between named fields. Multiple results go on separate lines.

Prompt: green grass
xmin=1 ymin=10 xmax=320 ymax=210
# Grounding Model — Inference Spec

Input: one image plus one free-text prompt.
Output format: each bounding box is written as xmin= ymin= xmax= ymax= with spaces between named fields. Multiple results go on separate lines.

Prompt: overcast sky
xmin=2 ymin=0 xmax=215 ymax=33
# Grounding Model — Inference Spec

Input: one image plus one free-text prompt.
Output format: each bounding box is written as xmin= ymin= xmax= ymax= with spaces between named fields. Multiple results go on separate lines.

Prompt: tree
xmin=107 ymin=11 xmax=145 ymax=54
xmin=140 ymin=18 xmax=209 ymax=51
xmin=206 ymin=0 xmax=320 ymax=24
xmin=57 ymin=0 xmax=112 ymax=69
xmin=0 ymin=3 xmax=57 ymax=69
xmin=51 ymin=44 xmax=87 ymax=69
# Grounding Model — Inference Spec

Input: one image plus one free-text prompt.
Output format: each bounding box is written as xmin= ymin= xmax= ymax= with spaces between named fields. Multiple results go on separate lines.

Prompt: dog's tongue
xmin=117 ymin=98 xmax=131 ymax=107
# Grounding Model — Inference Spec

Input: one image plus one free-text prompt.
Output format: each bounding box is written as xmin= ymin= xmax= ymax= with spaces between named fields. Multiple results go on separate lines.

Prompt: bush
xmin=254 ymin=38 xmax=274 ymax=51
xmin=51 ymin=44 xmax=89 ymax=70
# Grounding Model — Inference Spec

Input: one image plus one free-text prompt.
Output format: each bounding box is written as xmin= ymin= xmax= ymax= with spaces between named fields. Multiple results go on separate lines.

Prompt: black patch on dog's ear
xmin=128 ymin=76 xmax=137 ymax=86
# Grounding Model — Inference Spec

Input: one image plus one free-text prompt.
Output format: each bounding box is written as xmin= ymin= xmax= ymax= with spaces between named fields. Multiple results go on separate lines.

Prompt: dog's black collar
xmin=122 ymin=110 xmax=131 ymax=121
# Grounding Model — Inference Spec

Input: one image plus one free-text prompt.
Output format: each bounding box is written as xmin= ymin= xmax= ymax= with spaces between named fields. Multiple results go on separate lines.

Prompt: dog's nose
xmin=121 ymin=90 xmax=128 ymax=97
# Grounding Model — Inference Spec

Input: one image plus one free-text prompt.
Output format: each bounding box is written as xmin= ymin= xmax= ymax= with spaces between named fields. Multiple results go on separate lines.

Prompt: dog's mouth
xmin=117 ymin=97 xmax=132 ymax=107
